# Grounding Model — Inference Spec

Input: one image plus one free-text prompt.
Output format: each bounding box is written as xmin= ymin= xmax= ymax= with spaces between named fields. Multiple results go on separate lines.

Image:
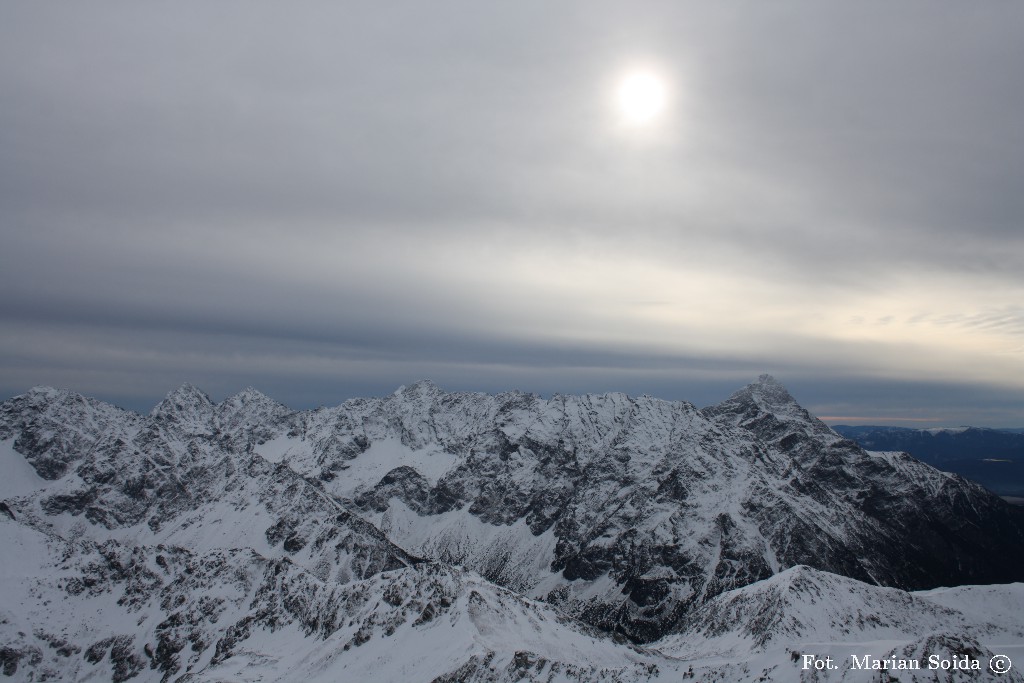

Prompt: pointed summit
xmin=217 ymin=386 xmax=291 ymax=434
xmin=218 ymin=386 xmax=289 ymax=417
xmin=709 ymin=374 xmax=801 ymax=416
xmin=744 ymin=373 xmax=799 ymax=407
xmin=702 ymin=375 xmax=837 ymax=445
xmin=151 ymin=383 xmax=215 ymax=421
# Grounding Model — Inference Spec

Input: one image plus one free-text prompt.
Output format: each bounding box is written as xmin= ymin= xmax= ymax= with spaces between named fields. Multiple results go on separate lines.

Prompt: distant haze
xmin=1 ymin=2 xmax=1022 ymax=426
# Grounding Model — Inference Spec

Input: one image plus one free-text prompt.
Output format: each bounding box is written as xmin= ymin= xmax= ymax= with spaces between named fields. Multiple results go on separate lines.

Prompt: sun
xmin=615 ymin=70 xmax=668 ymax=126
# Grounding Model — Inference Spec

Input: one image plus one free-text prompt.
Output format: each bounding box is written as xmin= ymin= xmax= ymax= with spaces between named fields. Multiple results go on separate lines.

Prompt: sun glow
xmin=615 ymin=70 xmax=668 ymax=126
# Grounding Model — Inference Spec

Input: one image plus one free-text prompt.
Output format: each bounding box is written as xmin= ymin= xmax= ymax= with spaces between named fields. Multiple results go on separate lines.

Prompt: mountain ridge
xmin=833 ymin=423 xmax=1024 ymax=497
xmin=5 ymin=378 xmax=1023 ymax=641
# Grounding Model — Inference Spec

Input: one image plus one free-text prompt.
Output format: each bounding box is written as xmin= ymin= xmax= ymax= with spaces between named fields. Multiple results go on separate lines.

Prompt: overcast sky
xmin=2 ymin=2 xmax=1023 ymax=426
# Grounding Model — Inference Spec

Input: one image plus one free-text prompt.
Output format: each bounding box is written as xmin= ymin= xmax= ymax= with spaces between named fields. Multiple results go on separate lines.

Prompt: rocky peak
xmin=25 ymin=385 xmax=68 ymax=401
xmin=218 ymin=387 xmax=288 ymax=418
xmin=15 ymin=386 xmax=94 ymax=413
xmin=216 ymin=387 xmax=292 ymax=442
xmin=0 ymin=387 xmax=139 ymax=480
xmin=719 ymin=374 xmax=800 ymax=412
xmin=149 ymin=383 xmax=216 ymax=430
xmin=750 ymin=373 xmax=794 ymax=400
xmin=2 ymin=385 xmax=128 ymax=434
xmin=393 ymin=379 xmax=443 ymax=401
xmin=148 ymin=385 xmax=218 ymax=438
xmin=702 ymin=375 xmax=836 ymax=445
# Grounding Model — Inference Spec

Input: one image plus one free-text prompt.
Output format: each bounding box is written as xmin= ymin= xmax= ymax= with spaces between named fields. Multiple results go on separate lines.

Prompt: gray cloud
xmin=2 ymin=1 xmax=1022 ymax=424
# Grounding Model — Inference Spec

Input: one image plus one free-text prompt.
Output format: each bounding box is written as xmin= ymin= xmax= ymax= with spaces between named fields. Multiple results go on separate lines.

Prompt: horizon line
xmin=819 ymin=416 xmax=944 ymax=423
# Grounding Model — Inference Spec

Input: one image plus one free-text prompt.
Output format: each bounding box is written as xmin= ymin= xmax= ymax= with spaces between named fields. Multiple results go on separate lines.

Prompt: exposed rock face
xmin=0 ymin=386 xmax=143 ymax=480
xmin=132 ymin=374 xmax=1020 ymax=642
xmin=1 ymin=385 xmax=418 ymax=585
xmin=2 ymin=378 xmax=1024 ymax=682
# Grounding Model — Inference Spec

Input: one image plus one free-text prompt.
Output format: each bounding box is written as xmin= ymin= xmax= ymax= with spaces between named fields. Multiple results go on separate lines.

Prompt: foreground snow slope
xmin=654 ymin=565 xmax=1024 ymax=683
xmin=3 ymin=517 xmax=1020 ymax=682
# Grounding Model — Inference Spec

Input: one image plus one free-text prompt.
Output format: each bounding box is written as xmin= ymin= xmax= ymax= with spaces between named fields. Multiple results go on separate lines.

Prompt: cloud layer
xmin=2 ymin=2 xmax=1022 ymax=424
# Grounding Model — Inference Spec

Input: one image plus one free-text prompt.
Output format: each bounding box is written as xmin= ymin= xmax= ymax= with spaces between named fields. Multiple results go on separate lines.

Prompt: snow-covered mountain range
xmin=2 ymin=376 xmax=1023 ymax=681
xmin=832 ymin=424 xmax=1024 ymax=497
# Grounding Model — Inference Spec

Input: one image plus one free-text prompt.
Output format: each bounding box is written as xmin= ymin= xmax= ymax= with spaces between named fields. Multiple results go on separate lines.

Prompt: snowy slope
xmin=110 ymin=375 xmax=1022 ymax=641
xmin=190 ymin=562 xmax=673 ymax=683
xmin=4 ymin=378 xmax=1024 ymax=643
xmin=2 ymin=378 xmax=1024 ymax=682
xmin=653 ymin=566 xmax=1024 ymax=683
xmin=3 ymin=520 xmax=1019 ymax=682
xmin=0 ymin=512 xmax=676 ymax=682
xmin=0 ymin=388 xmax=422 ymax=640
